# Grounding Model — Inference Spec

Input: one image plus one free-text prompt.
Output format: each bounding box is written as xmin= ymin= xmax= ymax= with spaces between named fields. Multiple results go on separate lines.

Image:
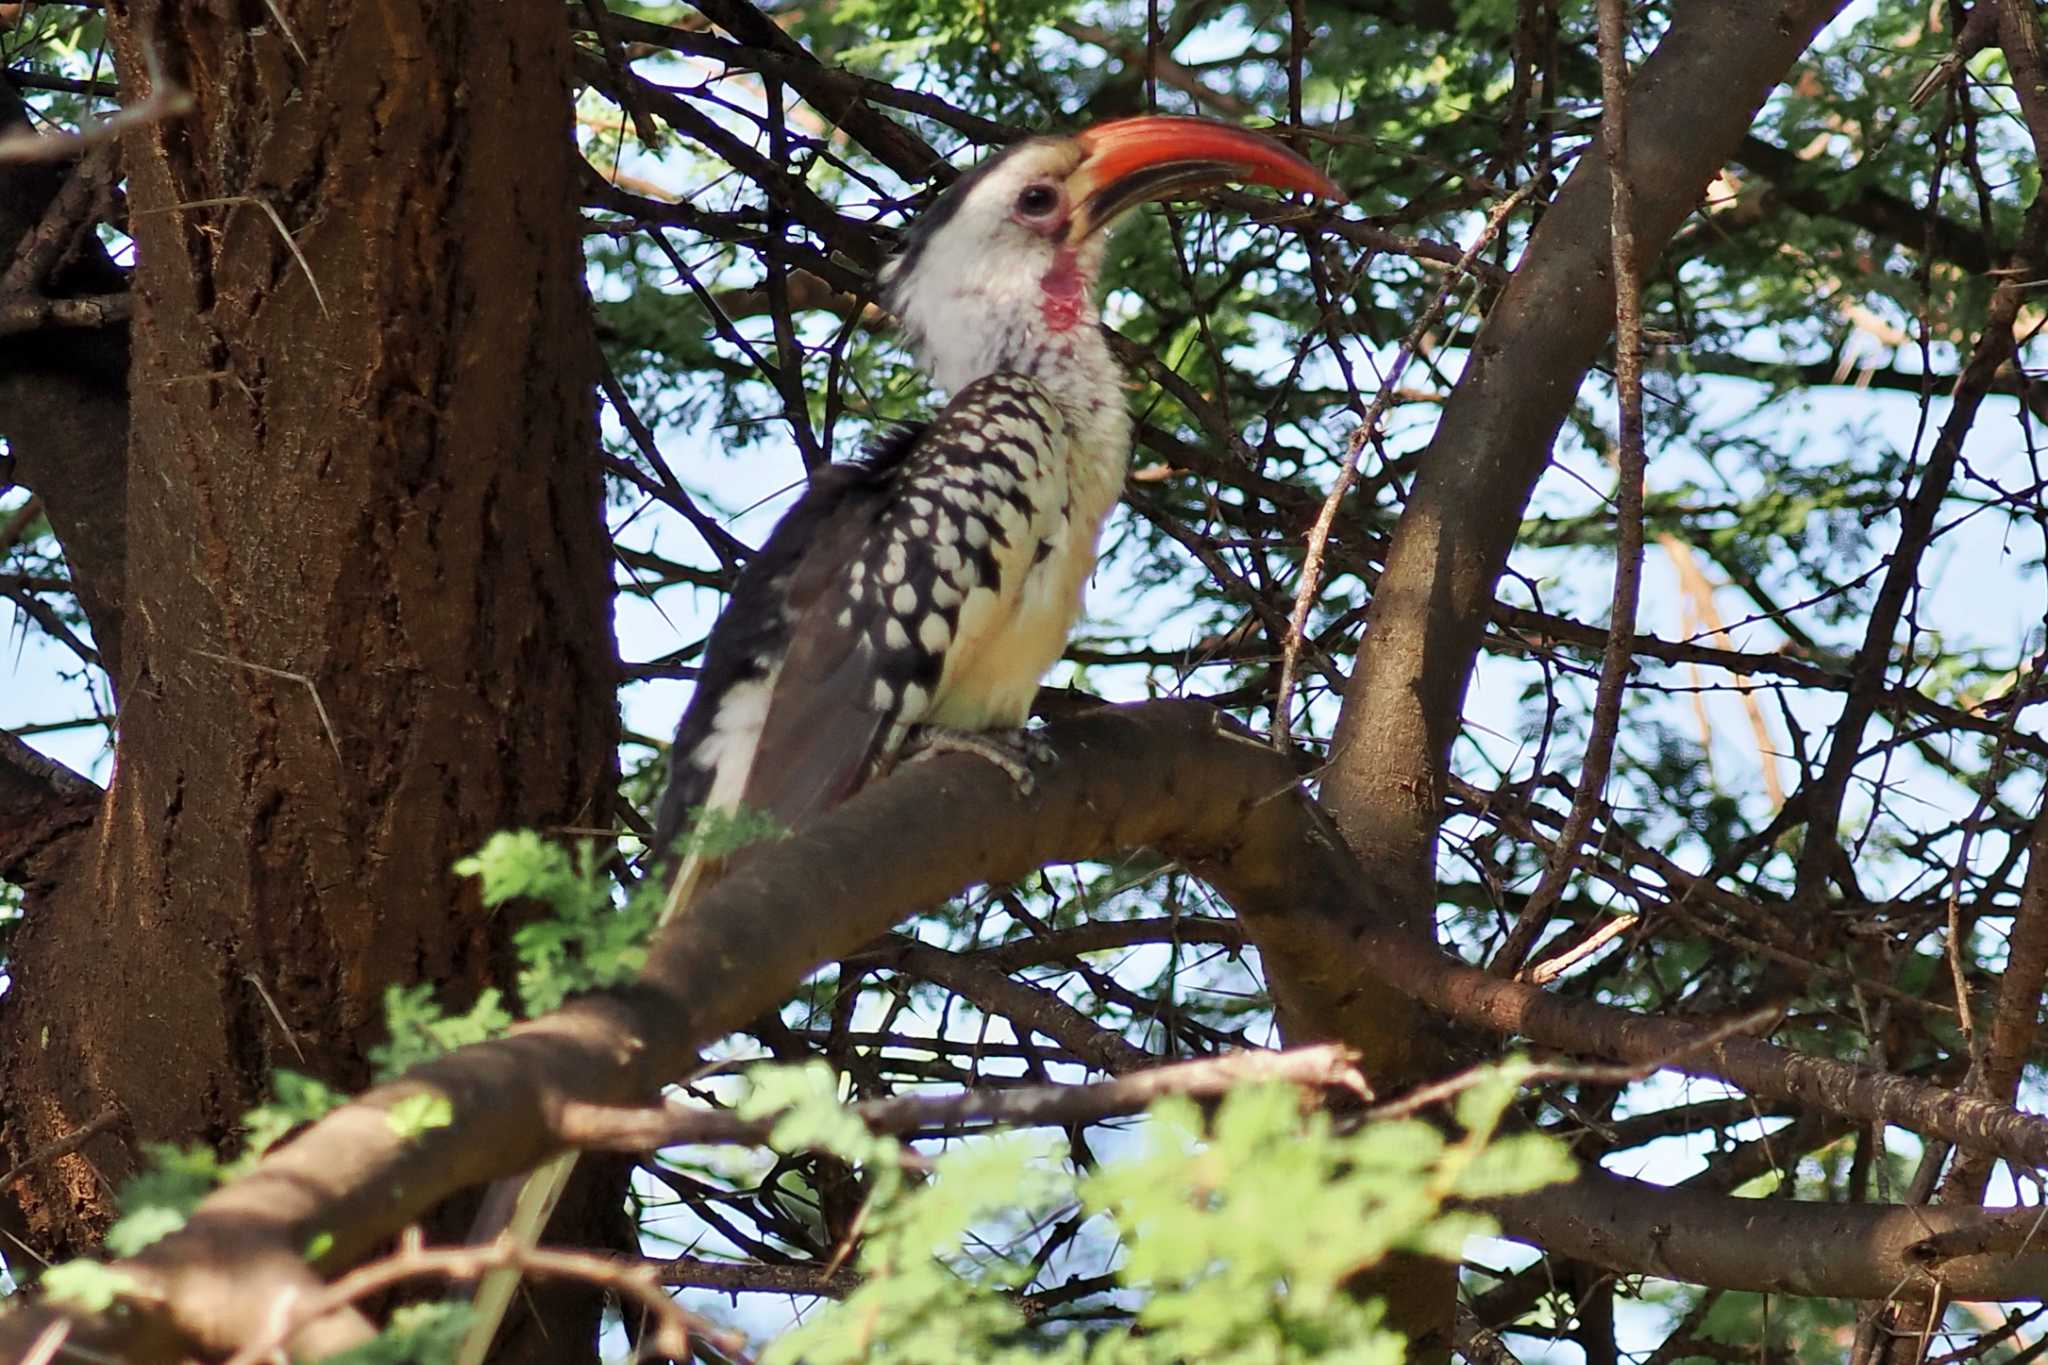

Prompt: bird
xmin=455 ymin=116 xmax=1343 ymax=1365
xmin=646 ymin=114 xmax=1344 ymax=918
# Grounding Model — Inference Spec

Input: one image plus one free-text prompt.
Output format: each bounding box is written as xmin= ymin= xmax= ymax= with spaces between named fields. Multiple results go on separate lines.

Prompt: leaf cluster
xmin=759 ymin=1063 xmax=1571 ymax=1363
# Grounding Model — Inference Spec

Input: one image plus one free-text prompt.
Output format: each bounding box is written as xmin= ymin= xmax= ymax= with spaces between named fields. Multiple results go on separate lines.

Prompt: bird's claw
xmin=903 ymin=725 xmax=1053 ymax=794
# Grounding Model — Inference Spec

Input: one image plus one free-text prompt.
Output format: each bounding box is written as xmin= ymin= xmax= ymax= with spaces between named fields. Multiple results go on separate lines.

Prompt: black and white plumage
xmin=652 ymin=376 xmax=1072 ymax=843
xmin=648 ymin=116 xmax=1342 ymax=917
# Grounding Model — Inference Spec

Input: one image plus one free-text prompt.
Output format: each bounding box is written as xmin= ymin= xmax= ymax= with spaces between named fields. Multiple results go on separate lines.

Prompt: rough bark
xmin=0 ymin=2 xmax=619 ymax=1355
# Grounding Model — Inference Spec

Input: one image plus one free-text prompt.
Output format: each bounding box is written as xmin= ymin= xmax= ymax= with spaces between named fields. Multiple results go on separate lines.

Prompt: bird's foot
xmin=902 ymin=725 xmax=1054 ymax=794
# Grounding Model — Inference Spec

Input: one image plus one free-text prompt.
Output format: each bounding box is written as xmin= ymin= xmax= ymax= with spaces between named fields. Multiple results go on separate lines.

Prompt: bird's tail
xmin=454 ymin=845 xmax=714 ymax=1365
xmin=453 ymin=1152 xmax=577 ymax=1365
xmin=658 ymin=847 xmax=713 ymax=928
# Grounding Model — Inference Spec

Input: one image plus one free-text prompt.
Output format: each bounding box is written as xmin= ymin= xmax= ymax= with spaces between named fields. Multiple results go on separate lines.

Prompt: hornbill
xmin=456 ymin=116 xmax=1342 ymax=1363
xmin=649 ymin=114 xmax=1342 ymax=913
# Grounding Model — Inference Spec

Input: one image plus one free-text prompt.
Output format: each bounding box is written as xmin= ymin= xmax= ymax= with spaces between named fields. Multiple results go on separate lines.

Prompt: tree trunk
xmin=0 ymin=2 xmax=620 ymax=1355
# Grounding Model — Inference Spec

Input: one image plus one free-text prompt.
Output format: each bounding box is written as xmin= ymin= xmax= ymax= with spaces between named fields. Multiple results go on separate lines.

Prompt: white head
xmin=879 ymin=117 xmax=1345 ymax=401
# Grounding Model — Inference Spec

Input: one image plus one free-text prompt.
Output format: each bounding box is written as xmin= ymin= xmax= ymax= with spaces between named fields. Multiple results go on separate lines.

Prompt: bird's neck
xmin=1017 ymin=321 xmax=1134 ymax=531
xmin=916 ymin=299 xmax=1133 ymax=500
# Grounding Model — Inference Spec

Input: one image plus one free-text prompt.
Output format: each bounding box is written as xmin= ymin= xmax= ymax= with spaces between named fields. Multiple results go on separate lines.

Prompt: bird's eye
xmin=1014 ymin=184 xmax=1060 ymax=219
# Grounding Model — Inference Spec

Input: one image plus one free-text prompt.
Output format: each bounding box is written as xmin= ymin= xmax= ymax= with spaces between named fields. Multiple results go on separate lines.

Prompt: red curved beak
xmin=1066 ymin=114 xmax=1346 ymax=237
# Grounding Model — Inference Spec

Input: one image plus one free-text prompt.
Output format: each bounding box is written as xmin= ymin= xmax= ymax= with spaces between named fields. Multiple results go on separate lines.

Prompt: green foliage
xmin=450 ymin=813 xmax=783 ymax=1019
xmin=667 ymin=803 xmax=791 ymax=864
xmin=12 ymin=0 xmax=2046 ymax=1357
xmin=458 ymin=830 xmax=659 ymax=1015
xmin=763 ymin=1142 xmax=1059 ymax=1365
xmin=368 ymin=983 xmax=517 ymax=1081
xmin=23 ymin=826 xmax=654 ymax=1300
xmin=87 ymin=1069 xmax=354 ymax=1262
xmin=319 ymin=1303 xmax=475 ymax=1365
xmin=100 ymin=1142 xmax=219 ymax=1256
xmin=825 ymin=0 xmax=1080 ymax=78
xmin=737 ymin=1061 xmax=905 ymax=1196
xmin=456 ymin=829 xmax=605 ymax=915
xmin=241 ymin=1070 xmax=349 ymax=1160
xmin=386 ymin=1093 xmax=456 ymax=1140
xmin=31 ymin=1068 xmax=354 ymax=1294
xmin=37 ymin=1260 xmax=141 ymax=1313
xmin=44 ymin=823 xmax=659 ymax=1291
xmin=755 ymin=1062 xmax=1571 ymax=1363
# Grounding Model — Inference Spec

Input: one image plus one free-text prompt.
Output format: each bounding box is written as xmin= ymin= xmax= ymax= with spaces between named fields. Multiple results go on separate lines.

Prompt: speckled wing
xmin=739 ymin=374 xmax=1066 ymax=827
xmin=650 ymin=374 xmax=1068 ymax=855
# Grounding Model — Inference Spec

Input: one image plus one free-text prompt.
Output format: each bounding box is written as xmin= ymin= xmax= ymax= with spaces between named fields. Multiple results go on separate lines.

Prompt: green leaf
xmin=454 ymin=830 xmax=658 ymax=1016
xmin=386 ymin=1093 xmax=455 ymax=1140
xmin=755 ymin=1060 xmax=1569 ymax=1363
xmin=368 ymin=984 xmax=515 ymax=1080
xmin=318 ymin=1301 xmax=474 ymax=1364
xmin=102 ymin=1205 xmax=188 ymax=1258
xmin=240 ymin=1070 xmax=348 ymax=1163
xmin=40 ymin=1261 xmax=141 ymax=1313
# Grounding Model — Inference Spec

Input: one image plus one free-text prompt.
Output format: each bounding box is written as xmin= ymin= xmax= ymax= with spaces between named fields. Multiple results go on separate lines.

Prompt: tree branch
xmin=0 ymin=730 xmax=99 ymax=885
xmin=0 ymin=75 xmax=129 ymax=684
xmin=559 ymin=1044 xmax=1368 ymax=1149
xmin=1490 ymin=1168 xmax=2048 ymax=1302
xmin=1493 ymin=0 xmax=1649 ymax=976
xmin=1794 ymin=201 xmax=2044 ymax=904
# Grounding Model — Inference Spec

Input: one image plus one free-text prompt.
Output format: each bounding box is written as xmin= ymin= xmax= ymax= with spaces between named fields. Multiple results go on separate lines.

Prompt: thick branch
xmin=1490 ymin=1168 xmax=2048 ymax=1302
xmin=0 ymin=730 xmax=99 ymax=887
xmin=1943 ymin=799 xmax=2048 ymax=1201
xmin=1729 ymin=135 xmax=1998 ymax=276
xmin=0 ymin=76 xmax=129 ymax=683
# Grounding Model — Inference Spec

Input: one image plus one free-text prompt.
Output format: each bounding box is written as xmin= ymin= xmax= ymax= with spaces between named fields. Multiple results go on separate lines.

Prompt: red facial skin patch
xmin=1039 ymin=248 xmax=1085 ymax=331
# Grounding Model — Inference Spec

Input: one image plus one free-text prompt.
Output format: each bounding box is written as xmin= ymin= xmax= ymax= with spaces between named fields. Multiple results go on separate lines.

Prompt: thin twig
xmin=0 ymin=291 xmax=131 ymax=337
xmin=1361 ymin=1006 xmax=1784 ymax=1123
xmin=189 ymin=649 xmax=342 ymax=760
xmin=138 ymin=196 xmax=329 ymax=319
xmin=0 ymin=1105 xmax=123 ymax=1193
xmin=219 ymin=1240 xmax=751 ymax=1365
xmin=1272 ymin=176 xmax=1543 ymax=748
xmin=241 ymin=973 xmax=308 ymax=1066
xmin=257 ymin=0 xmax=308 ymax=66
xmin=0 ymin=34 xmax=191 ymax=163
xmin=580 ymin=0 xmax=659 ymax=144
xmin=1455 ymin=1303 xmax=1529 ymax=1365
xmin=19 ymin=1321 xmax=69 ymax=1365
xmin=1520 ymin=912 xmax=1638 ymax=985
xmin=1489 ymin=0 xmax=1647 ymax=978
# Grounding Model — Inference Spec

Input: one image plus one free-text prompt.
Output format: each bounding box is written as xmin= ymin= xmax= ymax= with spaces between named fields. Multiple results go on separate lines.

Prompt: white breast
xmin=925 ymin=366 xmax=1129 ymax=731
